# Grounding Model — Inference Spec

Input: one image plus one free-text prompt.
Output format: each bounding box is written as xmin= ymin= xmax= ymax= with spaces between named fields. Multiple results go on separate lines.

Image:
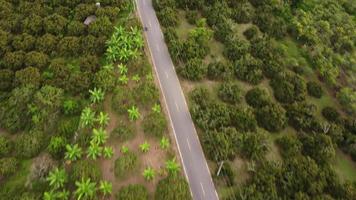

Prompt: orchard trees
xmin=234 ymin=54 xmax=263 ymax=85
xmin=337 ymin=87 xmax=356 ymax=115
xmin=256 ymin=103 xmax=287 ymax=132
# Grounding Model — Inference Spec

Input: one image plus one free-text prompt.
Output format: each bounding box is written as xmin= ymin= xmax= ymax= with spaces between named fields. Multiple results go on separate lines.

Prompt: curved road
xmin=135 ymin=0 xmax=219 ymax=200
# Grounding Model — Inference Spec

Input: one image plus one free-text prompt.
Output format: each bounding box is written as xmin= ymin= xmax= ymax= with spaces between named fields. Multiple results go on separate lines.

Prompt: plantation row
xmin=153 ymin=0 xmax=355 ymax=199
xmin=0 ymin=0 xmax=190 ymax=200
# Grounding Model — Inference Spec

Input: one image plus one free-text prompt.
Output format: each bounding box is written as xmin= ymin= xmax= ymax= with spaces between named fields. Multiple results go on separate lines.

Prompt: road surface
xmin=136 ymin=0 xmax=219 ymax=200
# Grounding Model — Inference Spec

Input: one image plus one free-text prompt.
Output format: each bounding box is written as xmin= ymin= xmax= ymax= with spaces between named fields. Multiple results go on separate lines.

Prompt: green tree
xmin=337 ymin=87 xmax=356 ymax=114
xmin=46 ymin=168 xmax=67 ymax=190
xmin=75 ymin=178 xmax=97 ymax=200
xmin=256 ymin=103 xmax=287 ymax=132
xmin=64 ymin=144 xmax=82 ymax=161
xmin=116 ymin=184 xmax=148 ymax=200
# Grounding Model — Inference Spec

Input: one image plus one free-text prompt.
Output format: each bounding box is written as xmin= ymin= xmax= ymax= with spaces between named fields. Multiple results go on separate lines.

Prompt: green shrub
xmin=3 ymin=51 xmax=25 ymax=70
xmin=186 ymin=10 xmax=199 ymax=24
xmin=134 ymin=82 xmax=159 ymax=105
xmin=245 ymin=87 xmax=271 ymax=108
xmin=218 ymin=82 xmax=242 ymax=104
xmin=243 ymin=26 xmax=259 ymax=40
xmin=143 ymin=112 xmax=167 ymax=138
xmin=276 ymin=135 xmax=302 ymax=158
xmin=114 ymin=152 xmax=138 ymax=179
xmin=112 ymin=121 xmax=135 ymax=141
xmin=15 ymin=131 xmax=46 ymax=158
xmin=307 ymin=81 xmax=323 ymax=98
xmin=216 ymin=162 xmax=235 ymax=186
xmin=230 ymin=107 xmax=257 ymax=132
xmin=155 ymin=175 xmax=192 ymax=200
xmin=286 ymin=102 xmax=318 ymax=132
xmin=0 ymin=69 xmax=14 ymax=91
xmin=270 ymin=73 xmax=307 ymax=104
xmin=94 ymin=68 xmax=116 ymax=92
xmin=57 ymin=117 xmax=79 ymax=139
xmin=322 ymin=106 xmax=340 ymax=123
xmin=0 ymin=157 xmax=19 ymax=177
xmin=256 ymin=103 xmax=287 ymax=132
xmin=232 ymin=1 xmax=255 ymax=23
xmin=71 ymin=160 xmax=102 ymax=182
xmin=112 ymin=87 xmax=135 ymax=114
xmin=24 ymin=51 xmax=49 ymax=70
xmin=240 ymin=131 xmax=268 ymax=160
xmin=0 ymin=136 xmax=12 ymax=158
xmin=234 ymin=54 xmax=263 ymax=85
xmin=12 ymin=33 xmax=36 ymax=51
xmin=47 ymin=136 xmax=67 ymax=159
xmin=157 ymin=8 xmax=179 ymax=27
xmin=14 ymin=67 xmax=41 ymax=87
xmin=207 ymin=61 xmax=233 ymax=80
xmin=224 ymin=38 xmax=250 ymax=62
xmin=337 ymin=87 xmax=356 ymax=114
xmin=116 ymin=184 xmax=148 ymax=200
xmin=179 ymin=58 xmax=207 ymax=81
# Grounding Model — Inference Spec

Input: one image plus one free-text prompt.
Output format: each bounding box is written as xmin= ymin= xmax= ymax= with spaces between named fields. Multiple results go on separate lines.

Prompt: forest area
xmin=153 ymin=0 xmax=356 ymax=199
xmin=0 ymin=0 xmax=191 ymax=200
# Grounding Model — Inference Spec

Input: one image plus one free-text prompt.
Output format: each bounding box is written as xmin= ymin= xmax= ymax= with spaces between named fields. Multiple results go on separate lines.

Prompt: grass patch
xmin=332 ymin=150 xmax=356 ymax=183
xmin=0 ymin=160 xmax=32 ymax=198
xmin=114 ymin=151 xmax=139 ymax=180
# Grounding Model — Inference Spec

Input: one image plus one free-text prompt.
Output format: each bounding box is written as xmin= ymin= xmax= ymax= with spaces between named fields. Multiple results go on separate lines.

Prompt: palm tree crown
xmin=96 ymin=111 xmax=110 ymax=126
xmin=87 ymin=142 xmax=103 ymax=160
xmin=80 ymin=107 xmax=96 ymax=128
xmin=165 ymin=158 xmax=181 ymax=176
xmin=143 ymin=167 xmax=155 ymax=181
xmin=65 ymin=144 xmax=82 ymax=161
xmin=99 ymin=180 xmax=112 ymax=196
xmin=75 ymin=178 xmax=97 ymax=200
xmin=128 ymin=106 xmax=140 ymax=121
xmin=89 ymin=88 xmax=105 ymax=104
xmin=91 ymin=127 xmax=108 ymax=145
xmin=46 ymin=168 xmax=67 ymax=189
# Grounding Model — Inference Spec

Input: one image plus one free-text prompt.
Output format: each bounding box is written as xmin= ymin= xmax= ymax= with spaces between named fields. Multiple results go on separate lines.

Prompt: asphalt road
xmin=136 ymin=0 xmax=219 ymax=200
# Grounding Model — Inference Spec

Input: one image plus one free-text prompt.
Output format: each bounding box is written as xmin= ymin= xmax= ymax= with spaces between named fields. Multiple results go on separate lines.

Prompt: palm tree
xmin=139 ymin=141 xmax=150 ymax=153
xmin=87 ymin=142 xmax=103 ymax=160
xmin=105 ymin=46 xmax=119 ymax=63
xmin=159 ymin=137 xmax=170 ymax=150
xmin=89 ymin=88 xmax=105 ymax=104
xmin=92 ymin=128 xmax=108 ymax=145
xmin=117 ymin=64 xmax=128 ymax=74
xmin=103 ymin=63 xmax=114 ymax=70
xmin=47 ymin=168 xmax=67 ymax=189
xmin=99 ymin=180 xmax=112 ymax=197
xmin=152 ymin=104 xmax=161 ymax=114
xmin=132 ymin=74 xmax=140 ymax=82
xmin=121 ymin=145 xmax=129 ymax=154
xmin=143 ymin=167 xmax=155 ymax=181
xmin=103 ymin=147 xmax=114 ymax=159
xmin=57 ymin=190 xmax=70 ymax=200
xmin=118 ymin=74 xmax=129 ymax=85
xmin=165 ymin=158 xmax=180 ymax=176
xmin=65 ymin=144 xmax=82 ymax=161
xmin=96 ymin=112 xmax=110 ymax=126
xmin=43 ymin=191 xmax=57 ymax=200
xmin=128 ymin=106 xmax=140 ymax=121
xmin=75 ymin=178 xmax=96 ymax=200
xmin=80 ymin=107 xmax=96 ymax=128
